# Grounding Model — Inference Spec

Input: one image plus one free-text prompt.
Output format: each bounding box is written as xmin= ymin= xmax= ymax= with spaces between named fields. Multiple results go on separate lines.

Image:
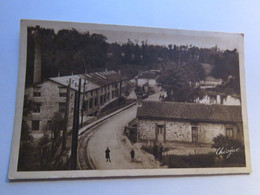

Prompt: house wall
xmin=197 ymin=123 xmax=225 ymax=143
xmin=25 ymin=80 xmax=76 ymax=131
xmin=137 ymin=120 xmax=156 ymax=141
xmin=223 ymin=95 xmax=241 ymax=106
xmin=137 ymin=119 xmax=243 ymax=144
xmin=137 ymin=79 xmax=157 ymax=87
xmin=137 ymin=78 xmax=148 ymax=87
xmin=165 ymin=121 xmax=191 ymax=142
xmin=148 ymin=79 xmax=157 ymax=87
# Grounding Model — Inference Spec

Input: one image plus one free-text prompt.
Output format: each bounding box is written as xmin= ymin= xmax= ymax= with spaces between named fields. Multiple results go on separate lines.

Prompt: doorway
xmin=156 ymin=124 xmax=165 ymax=143
xmin=192 ymin=126 xmax=198 ymax=143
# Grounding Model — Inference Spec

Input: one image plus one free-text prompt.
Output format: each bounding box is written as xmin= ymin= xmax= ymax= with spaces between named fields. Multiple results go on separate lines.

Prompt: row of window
xmin=33 ymin=90 xmax=118 ymax=114
xmin=32 ymin=102 xmax=66 ymax=113
xmin=155 ymin=124 xmax=234 ymax=143
xmin=31 ymin=120 xmax=52 ymax=131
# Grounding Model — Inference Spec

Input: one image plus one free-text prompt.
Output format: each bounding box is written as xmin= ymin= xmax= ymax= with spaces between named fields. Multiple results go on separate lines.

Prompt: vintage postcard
xmin=9 ymin=20 xmax=251 ymax=180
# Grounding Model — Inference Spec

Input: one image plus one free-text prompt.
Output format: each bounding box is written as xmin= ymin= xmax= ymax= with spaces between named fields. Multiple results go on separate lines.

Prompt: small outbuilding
xmin=136 ymin=101 xmax=243 ymax=145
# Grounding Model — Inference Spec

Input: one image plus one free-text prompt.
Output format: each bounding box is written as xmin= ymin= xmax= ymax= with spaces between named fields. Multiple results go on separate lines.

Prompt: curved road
xmin=78 ymin=105 xmax=159 ymax=170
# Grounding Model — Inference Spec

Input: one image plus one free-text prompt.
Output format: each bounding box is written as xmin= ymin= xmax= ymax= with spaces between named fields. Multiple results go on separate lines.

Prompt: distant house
xmin=136 ymin=71 xmax=159 ymax=88
xmin=136 ymin=101 xmax=243 ymax=146
xmin=200 ymin=76 xmax=223 ymax=89
xmin=194 ymin=91 xmax=241 ymax=106
xmin=25 ymin=70 xmax=128 ymax=132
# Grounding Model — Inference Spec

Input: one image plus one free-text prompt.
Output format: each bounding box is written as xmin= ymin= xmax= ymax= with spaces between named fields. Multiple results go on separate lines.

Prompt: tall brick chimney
xmin=33 ymin=26 xmax=41 ymax=83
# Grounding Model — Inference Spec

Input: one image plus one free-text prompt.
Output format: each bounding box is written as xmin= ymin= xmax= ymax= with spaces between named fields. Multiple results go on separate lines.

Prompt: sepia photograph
xmin=9 ymin=20 xmax=251 ymax=179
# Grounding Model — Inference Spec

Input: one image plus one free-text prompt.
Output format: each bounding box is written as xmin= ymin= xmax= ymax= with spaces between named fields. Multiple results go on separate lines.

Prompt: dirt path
xmin=78 ymin=105 xmax=160 ymax=170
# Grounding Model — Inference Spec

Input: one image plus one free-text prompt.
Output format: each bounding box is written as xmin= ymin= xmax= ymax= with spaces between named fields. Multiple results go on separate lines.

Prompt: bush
xmin=212 ymin=134 xmax=244 ymax=150
xmin=212 ymin=134 xmax=246 ymax=167
xmin=162 ymin=153 xmax=216 ymax=168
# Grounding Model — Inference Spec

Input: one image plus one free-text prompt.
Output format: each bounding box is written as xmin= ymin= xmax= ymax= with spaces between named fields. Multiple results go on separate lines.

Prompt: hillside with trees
xmin=26 ymin=26 xmax=240 ymax=100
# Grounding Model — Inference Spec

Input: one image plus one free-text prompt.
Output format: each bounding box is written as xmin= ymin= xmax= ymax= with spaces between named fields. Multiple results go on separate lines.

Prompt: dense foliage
xmin=26 ymin=26 xmax=240 ymax=100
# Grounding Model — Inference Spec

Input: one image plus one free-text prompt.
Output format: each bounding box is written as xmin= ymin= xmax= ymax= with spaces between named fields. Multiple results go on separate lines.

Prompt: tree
xmin=18 ymin=95 xmax=36 ymax=171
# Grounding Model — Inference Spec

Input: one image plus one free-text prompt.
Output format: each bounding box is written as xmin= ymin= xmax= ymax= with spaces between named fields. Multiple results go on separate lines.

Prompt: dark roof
xmin=137 ymin=101 xmax=242 ymax=123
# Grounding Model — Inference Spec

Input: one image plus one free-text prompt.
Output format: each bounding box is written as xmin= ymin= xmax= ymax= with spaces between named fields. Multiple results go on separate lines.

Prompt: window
xmin=107 ymin=92 xmax=110 ymax=100
xmin=59 ymin=87 xmax=67 ymax=97
xmin=83 ymin=100 xmax=88 ymax=111
xmin=94 ymin=97 xmax=98 ymax=107
xmin=156 ymin=124 xmax=165 ymax=142
xmin=33 ymin=87 xmax=41 ymax=97
xmin=100 ymin=95 xmax=103 ymax=105
xmin=226 ymin=128 xmax=233 ymax=138
xmin=104 ymin=94 xmax=107 ymax=102
xmin=191 ymin=126 xmax=198 ymax=143
xmin=112 ymin=91 xmax=115 ymax=98
xmin=33 ymin=103 xmax=41 ymax=113
xmin=89 ymin=98 xmax=93 ymax=109
xmin=47 ymin=120 xmax=51 ymax=130
xmin=59 ymin=102 xmax=66 ymax=112
xmin=90 ymin=91 xmax=93 ymax=96
xmin=32 ymin=120 xmax=40 ymax=131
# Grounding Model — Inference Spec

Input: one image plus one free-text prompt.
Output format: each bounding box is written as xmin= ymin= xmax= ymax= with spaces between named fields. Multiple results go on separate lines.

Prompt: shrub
xmin=162 ymin=153 xmax=215 ymax=168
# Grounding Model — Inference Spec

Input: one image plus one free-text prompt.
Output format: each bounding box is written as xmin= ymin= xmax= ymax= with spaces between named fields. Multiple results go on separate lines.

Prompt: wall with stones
xmin=25 ymin=80 xmax=76 ymax=131
xmin=137 ymin=119 xmax=156 ymax=141
xmin=137 ymin=119 xmax=243 ymax=144
xmin=165 ymin=121 xmax=191 ymax=142
xmin=198 ymin=123 xmax=225 ymax=143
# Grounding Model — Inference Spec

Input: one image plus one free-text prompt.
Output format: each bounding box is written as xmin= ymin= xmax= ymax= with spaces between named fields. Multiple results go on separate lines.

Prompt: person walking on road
xmin=158 ymin=143 xmax=164 ymax=161
xmin=105 ymin=147 xmax=111 ymax=162
xmin=130 ymin=149 xmax=135 ymax=162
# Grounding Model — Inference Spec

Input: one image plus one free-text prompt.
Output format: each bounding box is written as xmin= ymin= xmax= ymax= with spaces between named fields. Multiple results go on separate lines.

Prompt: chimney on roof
xmin=71 ymin=72 xmax=74 ymax=75
xmin=105 ymin=68 xmax=108 ymax=72
xmin=118 ymin=69 xmax=121 ymax=75
xmin=58 ymin=72 xmax=60 ymax=77
xmin=33 ymin=26 xmax=41 ymax=84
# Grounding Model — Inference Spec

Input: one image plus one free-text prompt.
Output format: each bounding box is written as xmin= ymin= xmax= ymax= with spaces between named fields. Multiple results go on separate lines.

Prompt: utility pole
xmin=119 ymin=69 xmax=122 ymax=99
xmin=81 ymin=77 xmax=86 ymax=127
xmin=62 ymin=79 xmax=71 ymax=151
xmin=71 ymin=78 xmax=81 ymax=170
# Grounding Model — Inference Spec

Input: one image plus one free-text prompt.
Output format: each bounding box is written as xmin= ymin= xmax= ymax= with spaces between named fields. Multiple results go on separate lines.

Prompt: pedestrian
xmin=158 ymin=143 xmax=164 ymax=161
xmin=105 ymin=147 xmax=111 ymax=162
xmin=153 ymin=142 xmax=158 ymax=160
xmin=130 ymin=149 xmax=135 ymax=162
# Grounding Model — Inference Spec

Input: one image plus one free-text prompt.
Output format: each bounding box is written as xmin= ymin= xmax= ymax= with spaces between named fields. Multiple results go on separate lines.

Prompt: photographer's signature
xmin=215 ymin=147 xmax=240 ymax=158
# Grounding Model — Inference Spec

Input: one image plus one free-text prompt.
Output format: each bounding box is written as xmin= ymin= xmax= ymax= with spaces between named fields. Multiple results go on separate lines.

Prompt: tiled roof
xmin=49 ymin=70 xmax=125 ymax=92
xmin=84 ymin=70 xmax=127 ymax=87
xmin=49 ymin=75 xmax=100 ymax=92
xmin=137 ymin=101 xmax=242 ymax=123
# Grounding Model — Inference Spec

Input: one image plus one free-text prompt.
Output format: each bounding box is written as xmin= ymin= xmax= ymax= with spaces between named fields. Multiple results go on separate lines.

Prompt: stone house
xmin=25 ymin=70 xmax=128 ymax=132
xmin=136 ymin=101 xmax=243 ymax=146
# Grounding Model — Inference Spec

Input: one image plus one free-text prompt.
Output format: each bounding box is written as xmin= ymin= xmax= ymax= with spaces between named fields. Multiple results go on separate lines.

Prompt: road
xmin=144 ymin=90 xmax=166 ymax=102
xmin=78 ymin=105 xmax=159 ymax=170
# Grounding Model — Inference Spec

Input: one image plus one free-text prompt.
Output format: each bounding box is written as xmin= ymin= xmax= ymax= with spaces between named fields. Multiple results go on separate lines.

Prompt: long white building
xmin=24 ymin=70 xmax=128 ymax=132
